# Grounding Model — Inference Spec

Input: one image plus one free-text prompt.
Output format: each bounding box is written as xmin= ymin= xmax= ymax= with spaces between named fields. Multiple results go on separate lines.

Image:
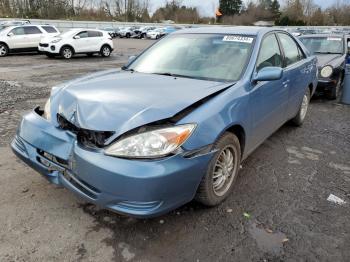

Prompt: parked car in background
xmin=101 ymin=27 xmax=117 ymax=38
xmin=299 ymin=34 xmax=347 ymax=99
xmin=38 ymin=28 xmax=113 ymax=59
xmin=119 ymin=27 xmax=137 ymax=38
xmin=146 ymin=28 xmax=165 ymax=39
xmin=0 ymin=24 xmax=59 ymax=57
xmin=132 ymin=26 xmax=156 ymax=39
xmin=12 ymin=27 xmax=317 ymax=217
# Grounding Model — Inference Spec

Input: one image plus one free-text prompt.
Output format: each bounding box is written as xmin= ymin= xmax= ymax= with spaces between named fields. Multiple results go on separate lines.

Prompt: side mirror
xmin=7 ymin=32 xmax=14 ymax=37
xmin=73 ymin=35 xmax=80 ymax=40
xmin=253 ymin=67 xmax=283 ymax=82
xmin=128 ymin=55 xmax=137 ymax=63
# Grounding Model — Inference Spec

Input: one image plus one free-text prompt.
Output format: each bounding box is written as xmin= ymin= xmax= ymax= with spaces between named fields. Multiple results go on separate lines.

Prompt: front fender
xmin=179 ymin=83 xmax=251 ymax=155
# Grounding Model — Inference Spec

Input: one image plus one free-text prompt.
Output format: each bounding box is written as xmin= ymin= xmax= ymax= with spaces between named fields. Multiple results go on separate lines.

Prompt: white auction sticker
xmin=223 ymin=35 xmax=254 ymax=43
xmin=327 ymin=37 xmax=342 ymax=41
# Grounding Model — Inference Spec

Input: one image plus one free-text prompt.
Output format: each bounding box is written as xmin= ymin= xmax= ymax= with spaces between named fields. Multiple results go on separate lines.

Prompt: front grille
xmin=57 ymin=114 xmax=114 ymax=148
xmin=39 ymin=43 xmax=49 ymax=47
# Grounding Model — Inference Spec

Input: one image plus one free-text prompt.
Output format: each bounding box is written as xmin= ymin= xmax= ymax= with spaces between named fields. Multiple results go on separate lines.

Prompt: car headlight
xmin=51 ymin=38 xmax=61 ymax=43
xmin=320 ymin=65 xmax=333 ymax=78
xmin=44 ymin=99 xmax=51 ymax=121
xmin=105 ymin=124 xmax=196 ymax=158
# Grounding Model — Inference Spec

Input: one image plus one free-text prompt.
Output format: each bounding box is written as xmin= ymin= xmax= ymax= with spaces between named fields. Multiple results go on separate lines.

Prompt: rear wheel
xmin=291 ymin=88 xmax=310 ymax=126
xmin=0 ymin=43 xmax=9 ymax=57
xmin=60 ymin=46 xmax=73 ymax=59
xmin=100 ymin=45 xmax=112 ymax=57
xmin=195 ymin=133 xmax=241 ymax=206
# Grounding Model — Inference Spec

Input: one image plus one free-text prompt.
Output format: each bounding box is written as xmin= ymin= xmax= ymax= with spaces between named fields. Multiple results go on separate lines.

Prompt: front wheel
xmin=291 ymin=88 xmax=310 ymax=126
xmin=60 ymin=46 xmax=73 ymax=59
xmin=195 ymin=133 xmax=241 ymax=206
xmin=0 ymin=43 xmax=9 ymax=57
xmin=327 ymin=74 xmax=343 ymax=100
xmin=100 ymin=45 xmax=112 ymax=57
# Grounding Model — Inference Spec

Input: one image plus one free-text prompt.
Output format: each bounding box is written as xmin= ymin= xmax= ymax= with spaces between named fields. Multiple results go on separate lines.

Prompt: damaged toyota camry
xmin=12 ymin=27 xmax=317 ymax=217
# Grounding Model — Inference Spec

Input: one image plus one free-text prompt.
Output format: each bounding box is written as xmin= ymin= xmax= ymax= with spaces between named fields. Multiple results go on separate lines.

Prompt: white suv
xmin=0 ymin=25 xmax=59 ymax=57
xmin=38 ymin=29 xmax=114 ymax=59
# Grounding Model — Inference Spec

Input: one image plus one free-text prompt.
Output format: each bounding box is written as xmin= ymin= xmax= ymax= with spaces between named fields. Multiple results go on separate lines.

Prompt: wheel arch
xmin=100 ymin=43 xmax=112 ymax=51
xmin=221 ymin=124 xmax=246 ymax=158
xmin=60 ymin=44 xmax=75 ymax=54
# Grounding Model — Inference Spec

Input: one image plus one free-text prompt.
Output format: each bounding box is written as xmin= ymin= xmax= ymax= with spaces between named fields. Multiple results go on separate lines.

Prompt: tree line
xmin=1 ymin=0 xmax=350 ymax=25
xmin=217 ymin=0 xmax=350 ymax=26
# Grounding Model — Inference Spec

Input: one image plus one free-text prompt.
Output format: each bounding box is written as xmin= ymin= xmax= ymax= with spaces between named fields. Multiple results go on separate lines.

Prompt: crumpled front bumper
xmin=11 ymin=110 xmax=213 ymax=217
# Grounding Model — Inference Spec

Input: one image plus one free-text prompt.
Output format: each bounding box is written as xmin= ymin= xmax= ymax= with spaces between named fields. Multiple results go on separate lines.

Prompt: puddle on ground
xmin=248 ymin=222 xmax=287 ymax=255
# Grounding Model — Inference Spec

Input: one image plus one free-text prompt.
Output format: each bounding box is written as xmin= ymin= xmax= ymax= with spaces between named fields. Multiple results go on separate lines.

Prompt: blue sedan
xmin=12 ymin=27 xmax=317 ymax=217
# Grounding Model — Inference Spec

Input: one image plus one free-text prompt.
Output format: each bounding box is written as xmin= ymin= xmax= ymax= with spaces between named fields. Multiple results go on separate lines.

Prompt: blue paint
xmin=12 ymin=27 xmax=317 ymax=217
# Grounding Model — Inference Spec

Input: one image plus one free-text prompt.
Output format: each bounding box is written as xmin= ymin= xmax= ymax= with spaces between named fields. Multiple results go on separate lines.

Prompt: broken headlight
xmin=43 ymin=98 xmax=51 ymax=121
xmin=104 ymin=124 xmax=196 ymax=158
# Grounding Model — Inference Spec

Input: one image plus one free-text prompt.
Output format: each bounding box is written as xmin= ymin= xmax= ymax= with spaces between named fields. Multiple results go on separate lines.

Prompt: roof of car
xmin=299 ymin=34 xmax=345 ymax=38
xmin=173 ymin=26 xmax=278 ymax=36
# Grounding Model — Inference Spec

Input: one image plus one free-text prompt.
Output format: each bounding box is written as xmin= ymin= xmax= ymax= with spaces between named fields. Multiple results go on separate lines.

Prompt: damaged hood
xmin=315 ymin=53 xmax=345 ymax=68
xmin=51 ymin=70 xmax=232 ymax=136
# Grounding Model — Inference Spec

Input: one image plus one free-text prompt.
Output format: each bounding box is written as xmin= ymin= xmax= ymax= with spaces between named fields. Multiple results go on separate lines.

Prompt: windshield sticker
xmin=223 ymin=35 xmax=254 ymax=43
xmin=327 ymin=37 xmax=342 ymax=41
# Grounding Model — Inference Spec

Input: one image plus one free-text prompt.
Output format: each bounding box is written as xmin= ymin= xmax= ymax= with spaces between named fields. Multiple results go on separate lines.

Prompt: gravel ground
xmin=0 ymin=38 xmax=349 ymax=262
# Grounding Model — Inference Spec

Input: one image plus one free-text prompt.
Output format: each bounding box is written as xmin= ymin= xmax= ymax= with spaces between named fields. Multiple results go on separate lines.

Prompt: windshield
xmin=128 ymin=34 xmax=254 ymax=82
xmin=300 ymin=37 xmax=344 ymax=54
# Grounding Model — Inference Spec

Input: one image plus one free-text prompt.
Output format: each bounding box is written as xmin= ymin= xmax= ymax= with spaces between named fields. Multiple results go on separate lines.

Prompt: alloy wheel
xmin=212 ymin=145 xmax=238 ymax=197
xmin=102 ymin=47 xmax=111 ymax=57
xmin=63 ymin=48 xmax=72 ymax=59
xmin=0 ymin=44 xmax=7 ymax=56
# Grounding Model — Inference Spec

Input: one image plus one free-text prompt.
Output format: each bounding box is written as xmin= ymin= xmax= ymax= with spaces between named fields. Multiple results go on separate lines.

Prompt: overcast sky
xmin=149 ymin=0 xmax=337 ymax=17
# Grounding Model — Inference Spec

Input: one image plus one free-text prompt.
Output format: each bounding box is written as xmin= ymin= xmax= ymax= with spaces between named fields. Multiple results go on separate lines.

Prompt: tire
xmin=100 ymin=45 xmax=112 ymax=57
xmin=126 ymin=33 xmax=131 ymax=38
xmin=60 ymin=46 xmax=73 ymax=59
xmin=141 ymin=33 xmax=146 ymax=39
xmin=195 ymin=132 xmax=241 ymax=206
xmin=291 ymin=88 xmax=311 ymax=126
xmin=0 ymin=43 xmax=9 ymax=57
xmin=327 ymin=74 xmax=343 ymax=100
xmin=156 ymin=35 xmax=160 ymax=40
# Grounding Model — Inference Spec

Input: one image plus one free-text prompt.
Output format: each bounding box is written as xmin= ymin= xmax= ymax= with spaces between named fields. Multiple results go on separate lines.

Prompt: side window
xmin=76 ymin=31 xmax=88 ymax=38
xmin=24 ymin=26 xmax=42 ymax=34
xmin=10 ymin=27 xmax=25 ymax=35
xmin=256 ymin=34 xmax=282 ymax=72
xmin=278 ymin=33 xmax=302 ymax=66
xmin=42 ymin=26 xmax=57 ymax=33
xmin=88 ymin=31 xmax=102 ymax=37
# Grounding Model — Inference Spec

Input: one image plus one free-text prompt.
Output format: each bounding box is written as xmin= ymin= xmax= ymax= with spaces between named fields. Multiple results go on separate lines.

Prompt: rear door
xmin=250 ymin=33 xmax=289 ymax=146
xmin=87 ymin=30 xmax=103 ymax=52
xmin=276 ymin=33 xmax=307 ymax=119
xmin=23 ymin=26 xmax=43 ymax=48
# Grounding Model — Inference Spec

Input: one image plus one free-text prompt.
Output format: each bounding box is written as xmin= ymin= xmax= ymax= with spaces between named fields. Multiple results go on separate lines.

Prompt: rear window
xmin=42 ymin=26 xmax=57 ymax=33
xmin=88 ymin=31 xmax=103 ymax=37
xmin=24 ymin=26 xmax=42 ymax=34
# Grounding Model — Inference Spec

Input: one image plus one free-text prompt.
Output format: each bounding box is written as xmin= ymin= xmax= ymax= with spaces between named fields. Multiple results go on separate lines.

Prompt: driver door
xmin=73 ymin=31 xmax=90 ymax=52
xmin=250 ymin=33 xmax=289 ymax=146
xmin=6 ymin=27 xmax=27 ymax=49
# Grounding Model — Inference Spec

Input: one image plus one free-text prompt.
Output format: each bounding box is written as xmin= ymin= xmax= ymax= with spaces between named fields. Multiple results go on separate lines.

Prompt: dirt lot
xmin=0 ymin=38 xmax=349 ymax=262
